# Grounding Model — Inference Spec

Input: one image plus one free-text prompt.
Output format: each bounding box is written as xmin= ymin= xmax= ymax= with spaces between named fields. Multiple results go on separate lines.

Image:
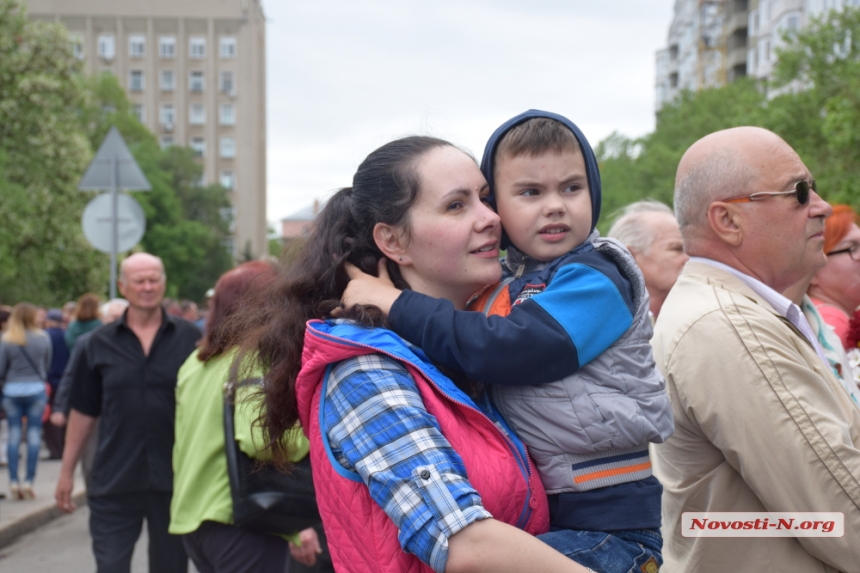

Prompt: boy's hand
xmin=341 ymin=258 xmax=402 ymax=316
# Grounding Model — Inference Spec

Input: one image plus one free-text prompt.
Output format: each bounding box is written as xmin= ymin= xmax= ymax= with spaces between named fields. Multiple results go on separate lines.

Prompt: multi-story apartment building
xmin=25 ymin=0 xmax=267 ymax=258
xmin=658 ymin=0 xmax=860 ymax=109
xmin=655 ymin=0 xmax=728 ymax=110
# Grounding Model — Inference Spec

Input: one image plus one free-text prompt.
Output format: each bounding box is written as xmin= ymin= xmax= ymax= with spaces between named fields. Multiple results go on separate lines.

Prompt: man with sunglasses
xmin=651 ymin=126 xmax=860 ymax=572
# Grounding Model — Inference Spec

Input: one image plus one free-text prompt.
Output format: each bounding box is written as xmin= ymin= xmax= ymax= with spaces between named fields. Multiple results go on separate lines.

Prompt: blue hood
xmin=480 ymin=110 xmax=602 ymax=248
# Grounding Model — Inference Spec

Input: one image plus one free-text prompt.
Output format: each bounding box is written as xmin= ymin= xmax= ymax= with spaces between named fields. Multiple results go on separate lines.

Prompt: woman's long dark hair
xmin=234 ymin=136 xmax=454 ymax=464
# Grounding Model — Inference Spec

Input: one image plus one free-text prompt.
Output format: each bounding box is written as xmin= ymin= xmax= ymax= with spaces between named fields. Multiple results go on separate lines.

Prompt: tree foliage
xmin=597 ymin=6 xmax=860 ymax=229
xmin=0 ymin=0 xmax=107 ymax=305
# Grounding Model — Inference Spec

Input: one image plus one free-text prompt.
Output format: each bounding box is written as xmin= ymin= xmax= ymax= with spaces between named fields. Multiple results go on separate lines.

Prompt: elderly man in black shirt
xmin=55 ymin=253 xmax=200 ymax=573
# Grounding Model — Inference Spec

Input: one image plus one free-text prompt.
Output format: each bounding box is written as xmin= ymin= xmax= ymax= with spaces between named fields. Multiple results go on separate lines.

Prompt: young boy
xmin=343 ymin=110 xmax=673 ymax=573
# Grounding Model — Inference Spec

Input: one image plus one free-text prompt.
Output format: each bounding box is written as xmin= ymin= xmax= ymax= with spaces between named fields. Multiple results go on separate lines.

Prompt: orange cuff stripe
xmin=573 ymin=461 xmax=652 ymax=484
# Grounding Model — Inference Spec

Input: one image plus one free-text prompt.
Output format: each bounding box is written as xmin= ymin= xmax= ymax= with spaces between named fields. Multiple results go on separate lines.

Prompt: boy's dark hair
xmin=494 ymin=117 xmax=580 ymax=170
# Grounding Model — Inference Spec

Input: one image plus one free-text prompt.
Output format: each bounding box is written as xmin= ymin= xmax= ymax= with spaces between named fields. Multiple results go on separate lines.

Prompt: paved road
xmin=0 ymin=505 xmax=198 ymax=573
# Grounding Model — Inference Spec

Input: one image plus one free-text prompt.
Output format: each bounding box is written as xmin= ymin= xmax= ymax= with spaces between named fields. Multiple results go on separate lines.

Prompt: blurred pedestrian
xmin=51 ymin=299 xmax=129 ymax=489
xmin=0 ymin=302 xmax=52 ymax=500
xmin=65 ymin=293 xmax=102 ymax=351
xmin=608 ymin=200 xmax=688 ymax=320
xmin=170 ymin=261 xmax=332 ymax=573
xmin=0 ymin=305 xmax=10 ymax=470
xmin=43 ymin=308 xmax=69 ymax=459
xmin=61 ymin=301 xmax=76 ymax=328
xmin=55 ymin=253 xmax=200 ymax=573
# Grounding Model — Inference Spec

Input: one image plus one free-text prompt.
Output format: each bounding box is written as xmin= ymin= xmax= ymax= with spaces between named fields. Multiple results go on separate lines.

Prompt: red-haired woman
xmin=169 ymin=262 xmax=330 ymax=572
xmin=808 ymin=205 xmax=860 ymax=349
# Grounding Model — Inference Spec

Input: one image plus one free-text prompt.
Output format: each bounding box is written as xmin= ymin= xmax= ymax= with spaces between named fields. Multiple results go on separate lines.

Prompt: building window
xmin=159 ymin=103 xmax=175 ymax=128
xmin=220 ymin=170 xmax=235 ymax=189
xmin=220 ymin=136 xmax=235 ymax=158
xmin=97 ymin=34 xmax=115 ymax=59
xmin=71 ymin=35 xmax=84 ymax=59
xmin=128 ymin=70 xmax=145 ymax=92
xmin=189 ymin=70 xmax=204 ymax=93
xmin=132 ymin=104 xmax=145 ymax=123
xmin=219 ymin=37 xmax=236 ymax=59
xmin=129 ymin=35 xmax=145 ymax=58
xmin=195 ymin=173 xmax=206 ymax=187
xmin=219 ymin=103 xmax=235 ymax=125
xmin=160 ymin=70 xmax=175 ymax=91
xmin=159 ymin=36 xmax=176 ymax=59
xmin=189 ymin=103 xmax=205 ymax=125
xmin=189 ymin=37 xmax=206 ymax=59
xmin=190 ymin=137 xmax=205 ymax=157
xmin=219 ymin=71 xmax=235 ymax=95
xmin=159 ymin=135 xmax=174 ymax=149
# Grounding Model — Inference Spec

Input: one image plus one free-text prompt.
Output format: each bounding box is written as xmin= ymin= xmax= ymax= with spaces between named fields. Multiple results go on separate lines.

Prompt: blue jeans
xmin=3 ymin=389 xmax=47 ymax=483
xmin=538 ymin=527 xmax=663 ymax=573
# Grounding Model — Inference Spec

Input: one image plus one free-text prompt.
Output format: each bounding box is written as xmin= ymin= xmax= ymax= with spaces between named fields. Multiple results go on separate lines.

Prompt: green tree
xmin=597 ymin=79 xmax=767 ymax=230
xmin=0 ymin=0 xmax=108 ymax=305
xmin=770 ymin=6 xmax=860 ymax=208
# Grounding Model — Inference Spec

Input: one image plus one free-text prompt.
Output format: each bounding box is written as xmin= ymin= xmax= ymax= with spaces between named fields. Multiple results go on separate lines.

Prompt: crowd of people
xmin=1 ymin=111 xmax=859 ymax=573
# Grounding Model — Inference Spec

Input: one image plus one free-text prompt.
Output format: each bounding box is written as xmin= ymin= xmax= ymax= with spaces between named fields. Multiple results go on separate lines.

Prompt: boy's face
xmin=494 ymin=148 xmax=593 ymax=262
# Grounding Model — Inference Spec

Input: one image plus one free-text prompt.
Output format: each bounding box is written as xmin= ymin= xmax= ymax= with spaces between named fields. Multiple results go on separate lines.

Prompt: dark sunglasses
xmin=723 ymin=179 xmax=815 ymax=206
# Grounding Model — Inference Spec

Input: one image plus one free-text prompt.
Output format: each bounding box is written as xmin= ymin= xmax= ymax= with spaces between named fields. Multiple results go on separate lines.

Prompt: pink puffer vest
xmin=295 ymin=320 xmax=549 ymax=573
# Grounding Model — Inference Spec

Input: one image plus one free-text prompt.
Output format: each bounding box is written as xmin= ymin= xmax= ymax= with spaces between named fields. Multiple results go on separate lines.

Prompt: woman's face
xmin=396 ymin=146 xmax=502 ymax=309
xmin=813 ymin=223 xmax=860 ymax=314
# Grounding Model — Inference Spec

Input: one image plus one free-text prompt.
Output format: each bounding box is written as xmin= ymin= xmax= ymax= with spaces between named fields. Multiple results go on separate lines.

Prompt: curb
xmin=0 ymin=491 xmax=87 ymax=550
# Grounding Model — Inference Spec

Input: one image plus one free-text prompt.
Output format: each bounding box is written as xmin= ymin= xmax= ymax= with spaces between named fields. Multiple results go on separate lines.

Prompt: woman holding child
xmin=242 ymin=111 xmax=671 ymax=572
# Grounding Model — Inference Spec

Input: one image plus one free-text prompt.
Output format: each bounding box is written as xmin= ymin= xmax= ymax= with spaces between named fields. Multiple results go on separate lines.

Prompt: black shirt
xmin=69 ymin=310 xmax=200 ymax=497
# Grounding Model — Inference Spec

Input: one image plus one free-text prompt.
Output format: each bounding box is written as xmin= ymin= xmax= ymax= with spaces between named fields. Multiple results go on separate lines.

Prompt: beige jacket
xmin=652 ymin=261 xmax=860 ymax=573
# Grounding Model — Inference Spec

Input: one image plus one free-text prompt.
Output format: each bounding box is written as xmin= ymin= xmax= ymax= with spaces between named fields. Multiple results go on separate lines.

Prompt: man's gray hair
xmin=607 ymin=200 xmax=674 ymax=254
xmin=674 ymin=148 xmax=756 ymax=229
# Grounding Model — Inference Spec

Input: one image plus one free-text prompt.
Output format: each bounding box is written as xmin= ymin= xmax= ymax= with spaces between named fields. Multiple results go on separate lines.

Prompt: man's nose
xmin=808 ymin=191 xmax=832 ymax=218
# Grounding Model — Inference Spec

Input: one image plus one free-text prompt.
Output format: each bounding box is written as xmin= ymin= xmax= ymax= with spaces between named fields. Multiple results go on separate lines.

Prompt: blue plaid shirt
xmin=322 ymin=353 xmax=492 ymax=572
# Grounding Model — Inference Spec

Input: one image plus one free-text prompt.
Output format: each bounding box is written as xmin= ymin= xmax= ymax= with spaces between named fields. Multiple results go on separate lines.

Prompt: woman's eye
xmin=447 ymin=201 xmax=464 ymax=211
xmin=480 ymin=195 xmax=493 ymax=205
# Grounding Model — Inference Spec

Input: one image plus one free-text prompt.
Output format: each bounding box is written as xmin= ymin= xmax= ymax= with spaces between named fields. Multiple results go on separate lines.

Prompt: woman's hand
xmin=289 ymin=527 xmax=323 ymax=566
xmin=341 ymin=258 xmax=402 ymax=315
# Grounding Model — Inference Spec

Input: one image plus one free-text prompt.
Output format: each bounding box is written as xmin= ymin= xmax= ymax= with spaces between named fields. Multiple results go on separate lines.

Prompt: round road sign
xmin=81 ymin=192 xmax=146 ymax=253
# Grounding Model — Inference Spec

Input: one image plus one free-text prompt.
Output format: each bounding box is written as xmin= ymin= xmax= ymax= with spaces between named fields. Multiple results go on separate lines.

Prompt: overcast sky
xmin=264 ymin=0 xmax=676 ymax=225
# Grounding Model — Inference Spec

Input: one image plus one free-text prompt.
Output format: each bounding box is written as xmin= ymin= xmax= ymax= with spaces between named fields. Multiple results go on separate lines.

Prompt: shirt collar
xmin=117 ymin=307 xmax=173 ymax=332
xmin=690 ymin=257 xmax=793 ymax=316
xmin=690 ymin=257 xmax=830 ymax=367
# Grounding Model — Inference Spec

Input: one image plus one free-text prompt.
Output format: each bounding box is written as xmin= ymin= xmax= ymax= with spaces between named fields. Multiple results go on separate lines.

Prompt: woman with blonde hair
xmin=0 ymin=302 xmax=52 ymax=499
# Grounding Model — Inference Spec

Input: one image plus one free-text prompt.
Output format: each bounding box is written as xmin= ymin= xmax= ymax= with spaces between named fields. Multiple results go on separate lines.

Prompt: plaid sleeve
xmin=323 ymin=354 xmax=492 ymax=573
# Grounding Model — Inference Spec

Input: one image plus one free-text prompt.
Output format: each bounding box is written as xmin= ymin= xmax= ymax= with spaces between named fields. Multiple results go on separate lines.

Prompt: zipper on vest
xmin=309 ymin=326 xmax=537 ymax=531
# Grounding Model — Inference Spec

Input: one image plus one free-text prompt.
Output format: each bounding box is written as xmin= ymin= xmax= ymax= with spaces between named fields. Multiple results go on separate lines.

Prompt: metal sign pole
xmin=110 ymin=155 xmax=118 ymax=300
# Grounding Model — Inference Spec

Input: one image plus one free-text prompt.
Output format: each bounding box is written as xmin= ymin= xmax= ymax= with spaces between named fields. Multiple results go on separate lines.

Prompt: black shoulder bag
xmin=223 ymin=377 xmax=321 ymax=534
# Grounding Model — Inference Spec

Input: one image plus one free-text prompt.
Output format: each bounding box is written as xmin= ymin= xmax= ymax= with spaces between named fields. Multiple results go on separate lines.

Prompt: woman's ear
xmin=373 ymin=223 xmax=411 ymax=264
xmin=707 ymin=202 xmax=743 ymax=247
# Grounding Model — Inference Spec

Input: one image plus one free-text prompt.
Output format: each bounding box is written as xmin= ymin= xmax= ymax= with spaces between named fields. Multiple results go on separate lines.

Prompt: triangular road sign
xmin=79 ymin=126 xmax=151 ymax=191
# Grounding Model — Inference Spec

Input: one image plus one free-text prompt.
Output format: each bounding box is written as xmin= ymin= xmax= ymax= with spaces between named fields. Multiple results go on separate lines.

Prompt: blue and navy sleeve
xmin=388 ymin=256 xmax=635 ymax=386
